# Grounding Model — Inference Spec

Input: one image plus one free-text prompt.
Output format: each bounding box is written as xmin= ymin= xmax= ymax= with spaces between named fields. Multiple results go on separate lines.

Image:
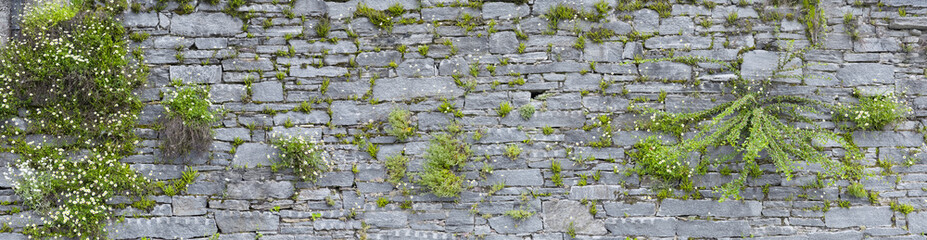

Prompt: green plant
xmin=847 ymin=182 xmax=867 ymax=198
xmin=543 ymin=125 xmax=554 ymax=135
xmin=418 ymin=134 xmax=472 ymax=197
xmin=497 ymin=102 xmax=513 ymax=117
xmin=551 ymin=160 xmax=564 ymax=187
xmin=567 ymin=221 xmax=576 ymax=238
xmin=418 ymin=45 xmax=429 ymax=56
xmin=504 ymin=208 xmax=534 ymax=221
xmin=387 ymin=108 xmax=416 ymax=141
xmin=160 ymin=82 xmax=218 ymax=158
xmin=504 ymin=144 xmax=522 ymax=159
xmin=585 ymin=27 xmax=615 ymax=44
xmin=315 ymin=18 xmax=331 ymax=38
xmin=890 ymin=201 xmax=914 ymax=215
xmin=385 ymin=154 xmax=409 ymax=184
xmin=631 ymin=51 xmax=864 ymax=200
xmin=377 ymin=197 xmax=389 ymax=208
xmin=837 ymin=94 xmax=909 ymax=130
xmin=354 ymin=3 xmax=394 ymax=31
xmin=270 ymin=136 xmax=331 ymax=181
xmin=519 ymin=104 xmax=535 ymax=120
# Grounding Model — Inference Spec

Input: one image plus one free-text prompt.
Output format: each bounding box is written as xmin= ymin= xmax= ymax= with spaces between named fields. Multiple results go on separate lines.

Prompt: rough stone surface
xmin=604 ymin=217 xmax=676 ymax=237
xmin=836 ymin=63 xmax=895 ymax=86
xmin=107 ymin=217 xmax=217 ymax=239
xmin=542 ymin=200 xmax=606 ymax=235
xmin=657 ymin=199 xmax=762 ymax=217
xmin=231 ymin=143 xmax=276 ymax=167
xmin=171 ymin=13 xmax=242 ymax=37
xmin=215 ymin=211 xmax=280 ymax=233
xmin=824 ymin=207 xmax=893 ymax=228
xmin=226 ymin=181 xmax=294 ymax=200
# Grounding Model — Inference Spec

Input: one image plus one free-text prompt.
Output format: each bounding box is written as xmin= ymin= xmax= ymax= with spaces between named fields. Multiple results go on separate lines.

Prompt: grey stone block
xmin=372 ymin=77 xmax=464 ymax=101
xmin=490 ymin=31 xmax=519 ymax=54
xmin=604 ymin=202 xmax=656 ymax=217
xmin=210 ymin=84 xmax=246 ymax=103
xmin=837 ymin=63 xmax=894 ymax=86
xmin=124 ymin=12 xmax=159 ymax=28
xmin=639 ymin=61 xmax=691 ymax=81
xmin=657 ymin=199 xmax=762 ymax=217
xmin=171 ymin=13 xmax=243 ymax=37
xmin=485 ymin=169 xmax=544 ymax=186
xmin=364 ymin=211 xmax=410 ymax=228
xmin=542 ymin=200 xmax=606 ymax=235
xmin=909 ymin=211 xmax=927 ymax=233
xmin=169 ymin=65 xmax=221 ymax=84
xmin=194 ymin=38 xmax=228 ymax=49
xmin=292 ymin=0 xmax=328 ymax=17
xmin=583 ymin=42 xmax=624 ymax=62
xmin=397 ymin=58 xmax=437 ymax=78
xmin=853 ymin=131 xmax=923 ymax=147
xmin=226 ymin=181 xmax=294 ymax=200
xmin=570 ymin=185 xmax=620 ymax=200
xmin=356 ymin=51 xmax=402 ymax=67
xmin=222 ymin=58 xmax=275 ymax=72
xmin=252 ymin=81 xmax=284 ymax=102
xmin=107 ymin=217 xmax=217 ymax=239
xmin=215 ymin=211 xmax=280 ymax=233
xmin=290 ymin=66 xmax=348 ymax=78
xmin=172 ymin=196 xmax=207 ymax=216
xmin=232 ymin=143 xmax=276 ymax=167
xmin=644 ymin=36 xmax=712 ymax=49
xmin=824 ymin=206 xmax=892 ymax=228
xmin=675 ymin=220 xmax=751 ymax=238
xmin=604 ymin=217 xmax=676 ymax=237
xmin=488 ymin=215 xmax=542 ymax=234
xmin=483 ymin=2 xmax=530 ymax=19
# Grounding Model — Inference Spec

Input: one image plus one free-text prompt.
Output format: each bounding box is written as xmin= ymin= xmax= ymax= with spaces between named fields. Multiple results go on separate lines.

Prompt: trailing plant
xmin=160 ymin=82 xmax=218 ymax=159
xmin=270 ymin=135 xmax=332 ymax=181
xmin=630 ymin=47 xmax=864 ymax=200
xmin=418 ymin=133 xmax=472 ymax=198
xmin=354 ymin=3 xmax=397 ymax=31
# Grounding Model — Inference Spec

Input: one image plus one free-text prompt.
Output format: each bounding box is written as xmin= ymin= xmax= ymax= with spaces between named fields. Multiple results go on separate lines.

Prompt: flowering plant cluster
xmin=1 ymin=1 xmax=150 ymax=238
xmin=270 ymin=135 xmax=332 ymax=182
xmin=836 ymin=93 xmax=909 ymax=131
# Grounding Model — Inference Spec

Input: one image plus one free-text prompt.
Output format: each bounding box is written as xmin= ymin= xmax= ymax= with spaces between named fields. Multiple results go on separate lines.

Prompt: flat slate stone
xmin=171 ymin=12 xmax=243 ymax=37
xmin=172 ymin=196 xmax=207 ymax=216
xmin=909 ymin=211 xmax=927 ymax=233
xmin=490 ymin=31 xmax=519 ymax=54
xmin=107 ymin=217 xmax=217 ymax=239
xmin=231 ymin=143 xmax=276 ymax=167
xmin=215 ymin=211 xmax=280 ymax=233
xmin=363 ymin=211 xmax=410 ymax=228
xmin=484 ymin=169 xmax=544 ymax=186
xmin=639 ymin=61 xmax=691 ymax=81
xmin=252 ymin=81 xmax=284 ymax=102
xmin=226 ymin=181 xmax=294 ymax=200
xmin=644 ymin=36 xmax=712 ymax=49
xmin=488 ymin=215 xmax=543 ymax=234
xmin=292 ymin=0 xmax=328 ymax=16
xmin=372 ymin=77 xmax=464 ymax=101
xmin=836 ymin=63 xmax=894 ymax=86
xmin=169 ymin=65 xmax=221 ymax=84
xmin=542 ymin=200 xmax=606 ymax=235
xmin=853 ymin=131 xmax=923 ymax=147
xmin=657 ymin=199 xmax=762 ymax=217
xmin=824 ymin=206 xmax=892 ymax=228
xmin=604 ymin=217 xmax=676 ymax=237
xmin=583 ymin=42 xmax=624 ymax=62
xmin=570 ymin=185 xmax=620 ymax=200
xmin=675 ymin=220 xmax=751 ymax=238
xmin=290 ymin=66 xmax=348 ymax=78
xmin=604 ymin=202 xmax=656 ymax=217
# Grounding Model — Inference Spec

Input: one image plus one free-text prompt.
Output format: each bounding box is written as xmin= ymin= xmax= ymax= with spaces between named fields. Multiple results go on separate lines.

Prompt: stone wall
xmin=4 ymin=0 xmax=927 ymax=239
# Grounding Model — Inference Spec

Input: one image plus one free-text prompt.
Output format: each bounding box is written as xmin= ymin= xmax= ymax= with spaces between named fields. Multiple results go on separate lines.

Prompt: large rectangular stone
xmin=604 ymin=217 xmax=676 ymax=237
xmin=290 ymin=66 xmax=348 ymax=78
xmin=657 ymin=199 xmax=762 ymax=217
xmin=604 ymin=202 xmax=656 ymax=217
xmin=644 ymin=36 xmax=712 ymax=49
xmin=852 ymin=131 xmax=923 ymax=147
xmin=226 ymin=181 xmax=294 ymax=200
xmin=639 ymin=61 xmax=692 ymax=81
xmin=215 ymin=211 xmax=280 ymax=233
xmin=570 ymin=185 xmax=620 ymax=200
xmin=364 ymin=211 xmax=410 ymax=229
xmin=675 ymin=220 xmax=751 ymax=238
xmin=372 ymin=77 xmax=464 ymax=101
xmin=824 ymin=206 xmax=892 ymax=228
xmin=171 ymin=12 xmax=243 ymax=37
xmin=107 ymin=217 xmax=217 ymax=239
xmin=500 ymin=111 xmax=585 ymax=128
xmin=169 ymin=65 xmax=221 ymax=84
xmin=836 ymin=63 xmax=894 ymax=86
xmin=485 ymin=169 xmax=544 ymax=186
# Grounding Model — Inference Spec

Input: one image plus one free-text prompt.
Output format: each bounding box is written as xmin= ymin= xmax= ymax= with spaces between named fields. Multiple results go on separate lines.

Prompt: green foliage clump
xmin=377 ymin=197 xmax=389 ymax=208
xmin=504 ymin=144 xmax=522 ymax=159
xmin=631 ymin=51 xmax=864 ymax=200
xmin=419 ymin=134 xmax=472 ymax=197
xmin=386 ymin=108 xmax=416 ymax=141
xmin=837 ymin=94 xmax=909 ymax=130
xmin=585 ymin=27 xmax=616 ymax=44
xmin=160 ymin=82 xmax=218 ymax=158
xmin=847 ymin=182 xmax=867 ymax=198
xmin=497 ymin=102 xmax=513 ymax=117
xmin=385 ymin=154 xmax=410 ymax=184
xmin=890 ymin=201 xmax=914 ymax=215
xmin=271 ymin=136 xmax=332 ymax=181
xmin=519 ymin=104 xmax=535 ymax=120
xmin=629 ymin=136 xmax=692 ymax=185
xmin=354 ymin=3 xmax=396 ymax=31
xmin=3 ymin=3 xmax=149 ymax=238
xmin=504 ymin=208 xmax=535 ymax=221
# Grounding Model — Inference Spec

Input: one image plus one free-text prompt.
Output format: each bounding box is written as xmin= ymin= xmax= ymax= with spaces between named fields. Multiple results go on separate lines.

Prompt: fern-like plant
xmin=631 ymin=46 xmax=865 ymax=200
xmin=418 ymin=133 xmax=472 ymax=197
